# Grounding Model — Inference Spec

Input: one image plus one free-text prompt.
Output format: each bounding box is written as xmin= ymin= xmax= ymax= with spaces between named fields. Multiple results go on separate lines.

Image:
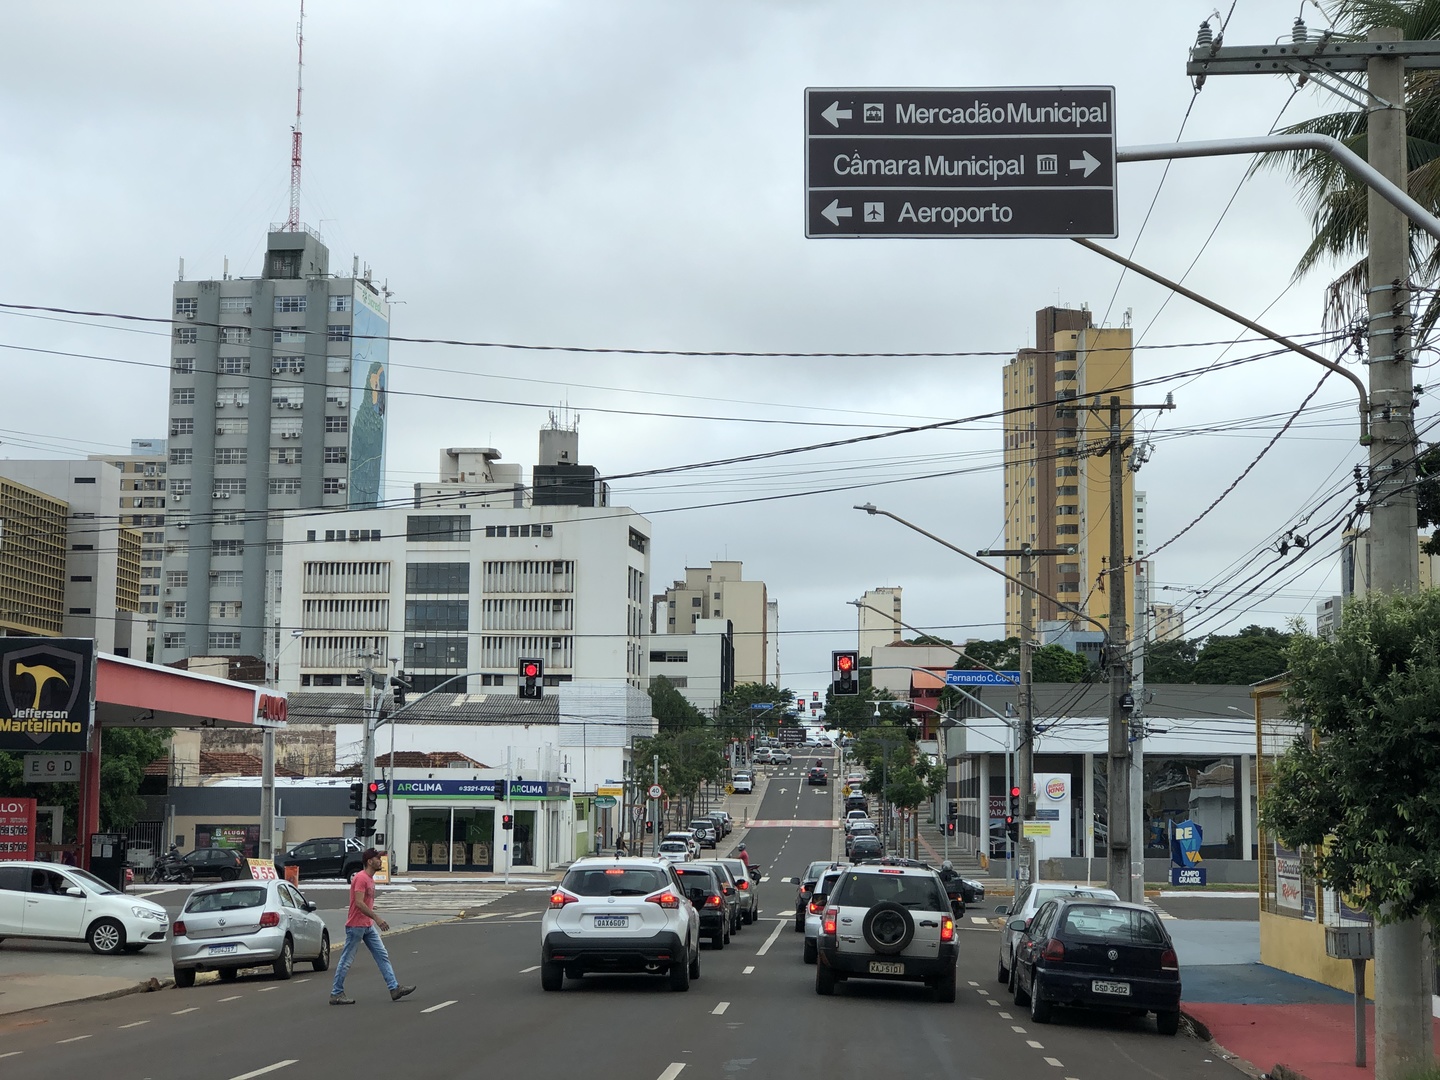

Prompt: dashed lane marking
xmin=974 ymin=987 xmax=988 ymax=994
xmin=987 ymin=999 xmax=1000 ymax=1005
xmin=971 ymin=916 xmax=992 ymax=925
xmin=1011 ymin=1025 xmax=1026 ymax=1033
xmin=743 ymin=966 xmax=755 ymax=974
xmin=999 ymin=1012 xmax=1012 ymax=1019
xmin=173 ymin=1007 xmax=199 ymax=1015
xmin=756 ymin=920 xmax=785 ymax=956
xmin=519 ymin=965 xmax=540 ymax=973
xmin=1044 ymin=1059 xmax=1064 ymax=1068
xmin=0 ymin=1051 xmax=21 ymax=1059
xmin=220 ymin=995 xmax=242 ymax=1002
xmin=967 ymin=980 xmax=979 ymax=986
xmin=57 ymin=1035 xmax=91 ymax=1044
xmin=656 ymin=1065 xmax=686 ymax=1080
xmin=1027 ymin=1040 xmax=1045 ymax=1049
xmin=226 ymin=1062 xmax=299 ymax=1080
xmin=119 ymin=1020 xmax=150 ymax=1029
xmin=422 ymin=1000 xmax=458 ymax=1014
xmin=712 ymin=1001 xmax=730 ymax=1015
xmin=257 ymin=986 xmax=277 ymax=992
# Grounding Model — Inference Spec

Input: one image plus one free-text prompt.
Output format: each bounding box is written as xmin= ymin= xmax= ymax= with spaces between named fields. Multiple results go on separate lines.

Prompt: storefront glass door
xmin=452 ymin=808 xmax=494 ymax=871
xmin=408 ymin=809 xmax=451 ymax=870
xmin=514 ymin=808 xmax=537 ymax=866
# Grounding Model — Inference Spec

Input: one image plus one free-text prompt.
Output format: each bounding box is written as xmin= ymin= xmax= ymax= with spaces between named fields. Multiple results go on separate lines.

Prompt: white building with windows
xmin=275 ymin=502 xmax=651 ymax=695
xmin=647 ymin=616 xmax=734 ymax=715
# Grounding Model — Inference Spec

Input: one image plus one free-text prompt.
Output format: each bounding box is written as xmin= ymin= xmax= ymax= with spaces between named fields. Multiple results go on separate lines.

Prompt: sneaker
xmin=390 ymin=984 xmax=416 ymax=1001
xmin=330 ymin=994 xmax=355 ymax=1005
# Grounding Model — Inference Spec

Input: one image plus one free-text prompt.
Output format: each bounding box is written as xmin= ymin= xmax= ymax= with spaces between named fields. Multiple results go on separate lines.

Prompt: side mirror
xmin=994 ymin=904 xmax=1010 ymax=915
xmin=788 ymin=876 xmax=800 ymax=885
xmin=1005 ymin=916 xmax=1030 ymax=932
xmin=65 ymin=886 xmax=85 ymax=898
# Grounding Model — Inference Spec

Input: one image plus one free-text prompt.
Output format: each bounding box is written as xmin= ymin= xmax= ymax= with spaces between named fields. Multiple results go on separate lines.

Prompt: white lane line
xmin=756 ymin=919 xmax=785 ymax=956
xmin=257 ymin=986 xmax=277 ymax=992
xmin=422 ymin=1000 xmax=457 ymax=1014
xmin=999 ymin=1011 xmax=1012 ymax=1019
xmin=971 ymin=916 xmax=991 ymax=924
xmin=294 ymin=978 xmax=310 ymax=984
xmin=986 ymin=999 xmax=1000 ymax=1006
xmin=0 ymin=1051 xmax=21 ymax=1059
xmin=519 ymin=965 xmax=540 ymax=973
xmin=656 ymin=1065 xmax=686 ymax=1080
xmin=743 ymin=965 xmax=755 ymax=974
xmin=473 ymin=912 xmax=503 ymax=919
xmin=1027 ymin=1040 xmax=1045 ymax=1049
xmin=119 ymin=1020 xmax=151 ymax=1029
xmin=760 ymin=875 xmax=770 ymax=883
xmin=57 ymin=1035 xmax=92 ymax=1044
xmin=1045 ymin=1059 xmax=1064 ymax=1068
xmin=967 ymin=980 xmax=979 ymax=986
xmin=226 ymin=1062 xmax=299 ymax=1080
xmin=712 ymin=1001 xmax=729 ymax=1015
xmin=506 ymin=912 xmax=535 ymax=919
xmin=220 ymin=995 xmax=243 ymax=1002
xmin=173 ymin=1007 xmax=199 ymax=1015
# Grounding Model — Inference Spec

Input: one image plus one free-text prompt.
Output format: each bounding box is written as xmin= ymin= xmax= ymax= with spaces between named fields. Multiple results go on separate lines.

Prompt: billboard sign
xmin=348 ymin=283 xmax=390 ymax=509
xmin=0 ymin=638 xmax=95 ymax=752
xmin=0 ymin=798 xmax=36 ymax=861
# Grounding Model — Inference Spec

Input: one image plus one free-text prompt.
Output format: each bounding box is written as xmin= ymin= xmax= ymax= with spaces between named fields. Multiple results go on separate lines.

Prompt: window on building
xmin=406 ymin=563 xmax=470 ymax=593
xmin=628 ymin=528 xmax=647 ymax=553
xmin=274 ymin=295 xmax=307 ymax=313
xmin=273 ymin=330 xmax=305 ymax=345
xmin=162 ymin=633 xmax=185 ymax=650
xmin=649 ymin=651 xmax=688 ymax=663
xmin=325 ymin=416 xmax=348 ymax=433
xmin=175 ymin=297 xmax=198 ymax=316
xmin=174 ymin=326 xmax=197 ymax=344
xmin=272 ymin=356 xmax=305 ymax=375
xmin=327 ymin=324 xmax=351 ymax=342
xmin=163 ymin=601 xmax=186 ymax=619
xmin=216 ymin=447 xmax=247 ymax=465
xmin=172 ymin=388 xmax=195 ymax=405
xmin=404 ymin=637 xmax=468 ymax=668
xmin=328 ymin=294 xmax=351 ymax=312
xmin=212 ymin=539 xmax=244 ymax=556
xmin=272 ymin=447 xmax=302 ymax=465
xmin=218 ymin=356 xmax=249 ymax=375
xmin=404 ymin=600 xmax=469 ymax=632
xmin=170 ymin=418 xmax=194 ymax=437
xmin=1056 ymin=525 xmax=1080 ymax=536
xmin=269 ymin=478 xmax=303 ymax=495
xmin=327 ymin=356 xmax=350 ymax=375
xmin=172 ymin=357 xmax=195 ymax=374
xmin=73 ymin=476 xmax=96 ymax=484
xmin=67 ymin=607 xmax=92 ymax=615
xmin=219 ymin=327 xmax=250 ymax=346
xmin=322 ymin=477 xmax=345 ymax=495
xmin=691 ymin=597 xmax=702 ymax=607
xmin=70 ymin=575 xmax=92 ymax=583
xmin=213 ymin=478 xmax=246 ymax=496
xmin=214 ymin=570 xmax=243 ymax=588
xmin=219 ymin=296 xmax=251 ymax=313
xmin=166 ymin=571 xmax=188 ymax=588
xmin=208 ymin=632 xmax=242 ymax=651
xmin=323 ymin=446 xmax=348 ymax=464
xmin=407 ymin=515 xmax=470 ymax=542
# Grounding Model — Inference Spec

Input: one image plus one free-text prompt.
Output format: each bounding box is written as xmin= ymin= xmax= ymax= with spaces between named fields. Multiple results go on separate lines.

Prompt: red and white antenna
xmin=285 ymin=0 xmax=305 ymax=232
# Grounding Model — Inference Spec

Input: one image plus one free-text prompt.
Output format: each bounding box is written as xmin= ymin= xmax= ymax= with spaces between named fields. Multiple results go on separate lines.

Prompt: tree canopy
xmin=649 ymin=675 xmax=707 ymax=735
xmin=1261 ymin=590 xmax=1440 ymax=923
xmin=0 ymin=726 xmax=169 ymax=836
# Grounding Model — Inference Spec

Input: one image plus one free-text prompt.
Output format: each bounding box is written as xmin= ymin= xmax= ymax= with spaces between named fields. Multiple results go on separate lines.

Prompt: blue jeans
xmin=331 ymin=924 xmax=397 ymax=996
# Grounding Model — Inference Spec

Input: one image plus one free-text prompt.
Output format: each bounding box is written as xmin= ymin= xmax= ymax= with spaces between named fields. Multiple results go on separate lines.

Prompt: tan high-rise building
xmin=90 ymin=438 xmax=167 ymax=659
xmin=856 ymin=586 xmax=902 ymax=658
xmin=654 ymin=560 xmax=772 ymax=685
xmin=1001 ymin=307 xmax=1134 ymax=637
xmin=0 ymin=477 xmax=68 ymax=636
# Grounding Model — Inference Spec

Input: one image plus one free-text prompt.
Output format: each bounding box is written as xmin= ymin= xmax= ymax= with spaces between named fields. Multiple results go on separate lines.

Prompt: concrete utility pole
xmin=977 ymin=544 xmax=1076 ymax=886
xmin=1187 ymin=26 xmax=1429 ymax=1078
xmin=1131 ymin=560 xmax=1150 ymax=899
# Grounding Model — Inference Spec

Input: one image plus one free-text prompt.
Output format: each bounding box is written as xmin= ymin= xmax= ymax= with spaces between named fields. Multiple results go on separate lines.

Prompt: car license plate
xmin=208 ymin=944 xmax=238 ymax=955
xmin=869 ymin=961 xmax=904 ymax=975
xmin=593 ymin=916 xmax=629 ymax=929
xmin=1092 ymin=979 xmax=1131 ymax=996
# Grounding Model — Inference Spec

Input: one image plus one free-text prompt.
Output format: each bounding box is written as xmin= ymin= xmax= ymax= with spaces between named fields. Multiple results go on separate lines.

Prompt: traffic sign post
xmin=805 ymin=86 xmax=1117 ymax=239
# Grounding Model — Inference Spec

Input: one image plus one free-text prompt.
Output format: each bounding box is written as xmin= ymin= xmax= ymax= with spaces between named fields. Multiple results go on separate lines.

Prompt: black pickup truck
xmin=274 ymin=836 xmax=367 ymax=881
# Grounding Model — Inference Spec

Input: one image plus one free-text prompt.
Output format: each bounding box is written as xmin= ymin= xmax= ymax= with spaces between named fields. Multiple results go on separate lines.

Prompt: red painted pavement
xmin=1186 ymin=1002 xmax=1440 ymax=1080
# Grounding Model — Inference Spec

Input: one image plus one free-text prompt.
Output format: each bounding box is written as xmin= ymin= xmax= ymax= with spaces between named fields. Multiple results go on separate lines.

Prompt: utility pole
xmin=1131 ymin=559 xmax=1150 ymax=899
xmin=1187 ymin=25 xmax=1429 ymax=1079
xmin=360 ymin=654 xmax=381 ymax=843
xmin=978 ymin=544 xmax=1076 ymax=886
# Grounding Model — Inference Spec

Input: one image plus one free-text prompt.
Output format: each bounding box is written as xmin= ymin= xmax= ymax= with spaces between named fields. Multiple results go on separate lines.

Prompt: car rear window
xmin=720 ymin=860 xmax=747 ymax=879
xmin=833 ymin=872 xmax=945 ymax=910
xmin=1060 ymin=904 xmax=1166 ymax=944
xmin=677 ymin=868 xmax=718 ymax=893
xmin=561 ymin=867 xmax=668 ymax=896
xmin=185 ymin=886 xmax=268 ymax=913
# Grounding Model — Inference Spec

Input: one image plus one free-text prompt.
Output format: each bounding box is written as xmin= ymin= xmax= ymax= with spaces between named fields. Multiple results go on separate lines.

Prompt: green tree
xmin=0 ymin=726 xmax=169 ymax=835
xmin=1145 ymin=637 xmax=1200 ymax=683
xmin=1031 ymin=643 xmax=1092 ymax=682
xmin=1193 ymin=626 xmax=1293 ymax=684
xmin=1261 ymin=590 xmax=1440 ymax=922
xmin=649 ymin=675 xmax=707 ymax=735
xmin=715 ymin=682 xmax=793 ymax=740
xmin=957 ymin=638 xmax=1020 ymax=671
xmin=1256 ymin=1 xmax=1440 ymax=331
xmin=905 ymin=634 xmax=954 ymax=647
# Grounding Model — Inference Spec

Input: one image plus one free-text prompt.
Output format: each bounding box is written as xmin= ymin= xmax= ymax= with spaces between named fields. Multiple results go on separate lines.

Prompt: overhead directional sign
xmin=805 ymin=86 xmax=1117 ymax=239
xmin=945 ymin=670 xmax=1021 ymax=686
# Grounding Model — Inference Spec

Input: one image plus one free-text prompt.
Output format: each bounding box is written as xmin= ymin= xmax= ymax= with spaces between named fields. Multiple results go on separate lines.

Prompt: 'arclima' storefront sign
xmin=376 ymin=779 xmax=571 ymax=800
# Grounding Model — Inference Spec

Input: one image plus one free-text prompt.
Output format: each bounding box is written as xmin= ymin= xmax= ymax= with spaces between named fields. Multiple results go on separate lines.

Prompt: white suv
xmin=541 ymin=857 xmax=702 ymax=992
xmin=815 ymin=864 xmax=958 ymax=1002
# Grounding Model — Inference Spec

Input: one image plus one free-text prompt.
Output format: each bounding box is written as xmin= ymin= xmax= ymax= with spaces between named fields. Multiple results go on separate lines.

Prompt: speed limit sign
xmin=647 ymin=784 xmax=664 ymax=800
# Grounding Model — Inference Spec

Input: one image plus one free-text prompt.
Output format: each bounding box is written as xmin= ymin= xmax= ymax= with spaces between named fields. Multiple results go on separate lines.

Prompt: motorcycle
xmin=147 ymin=851 xmax=194 ymax=885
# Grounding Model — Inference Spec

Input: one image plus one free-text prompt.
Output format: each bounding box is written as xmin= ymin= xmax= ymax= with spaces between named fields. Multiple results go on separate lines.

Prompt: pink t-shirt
xmin=347 ymin=869 xmax=376 ymax=928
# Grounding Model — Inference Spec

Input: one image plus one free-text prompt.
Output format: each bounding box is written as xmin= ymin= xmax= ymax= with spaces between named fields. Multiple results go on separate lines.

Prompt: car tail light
xmin=1041 ymin=938 xmax=1065 ymax=962
xmin=173 ymin=920 xmax=187 ymax=937
xmin=822 ymin=906 xmax=838 ymax=935
xmin=940 ymin=916 xmax=955 ymax=943
xmin=647 ymin=890 xmax=680 ymax=909
xmin=737 ymin=879 xmax=749 ymax=890
xmin=808 ymin=900 xmax=822 ymax=914
xmin=549 ymin=890 xmax=579 ymax=908
xmin=1161 ymin=948 xmax=1179 ymax=972
xmin=259 ymin=912 xmax=281 ymax=929
xmin=705 ymin=894 xmax=723 ymax=908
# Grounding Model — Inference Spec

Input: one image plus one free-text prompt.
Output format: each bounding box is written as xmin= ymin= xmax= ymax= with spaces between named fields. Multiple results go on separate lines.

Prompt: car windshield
xmin=561 ymin=867 xmax=668 ymax=897
xmin=1032 ymin=887 xmax=1115 ymax=909
xmin=65 ymin=867 xmax=120 ymax=896
xmin=185 ymin=886 xmax=267 ymax=913
xmin=1060 ymin=904 xmax=1166 ymax=945
xmin=834 ymin=872 xmax=946 ymax=910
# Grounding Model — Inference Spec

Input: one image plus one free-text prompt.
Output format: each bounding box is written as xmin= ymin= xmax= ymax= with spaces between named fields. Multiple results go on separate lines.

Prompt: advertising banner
xmin=348 ymin=283 xmax=390 ymax=509
xmin=23 ymin=753 xmax=81 ymax=782
xmin=1275 ymin=844 xmax=1304 ymax=913
xmin=1031 ymin=773 xmax=1073 ymax=860
xmin=0 ymin=798 xmax=36 ymax=860
xmin=0 ymin=637 xmax=95 ymax=753
xmin=247 ymin=858 xmax=278 ymax=881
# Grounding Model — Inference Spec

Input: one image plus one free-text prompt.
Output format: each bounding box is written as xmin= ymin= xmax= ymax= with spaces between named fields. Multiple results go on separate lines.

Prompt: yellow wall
xmin=1259 ymin=911 xmax=1376 ymax=996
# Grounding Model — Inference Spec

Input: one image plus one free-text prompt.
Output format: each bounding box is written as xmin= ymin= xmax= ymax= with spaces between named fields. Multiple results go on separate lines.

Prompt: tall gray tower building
xmin=156 ymin=227 xmax=391 ymax=668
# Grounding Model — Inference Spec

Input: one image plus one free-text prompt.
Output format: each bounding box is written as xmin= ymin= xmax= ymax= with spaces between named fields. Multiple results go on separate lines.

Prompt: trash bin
xmin=89 ymin=832 xmax=128 ymax=890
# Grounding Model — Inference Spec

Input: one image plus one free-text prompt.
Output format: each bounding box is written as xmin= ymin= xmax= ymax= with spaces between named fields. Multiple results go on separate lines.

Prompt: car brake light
xmin=173 ymin=920 xmax=187 ymax=937
xmin=647 ymin=890 xmax=680 ymax=909
xmin=822 ymin=906 xmax=838 ymax=935
xmin=808 ymin=900 xmax=822 ymax=914
xmin=604 ymin=868 xmax=625 ymax=876
xmin=549 ymin=890 xmax=579 ymax=907
xmin=1041 ymin=938 xmax=1065 ymax=962
xmin=1161 ymin=947 xmax=1179 ymax=972
xmin=737 ymin=879 xmax=748 ymax=890
xmin=705 ymin=895 xmax=723 ymax=908
xmin=940 ymin=916 xmax=955 ymax=943
xmin=259 ymin=911 xmax=281 ymax=929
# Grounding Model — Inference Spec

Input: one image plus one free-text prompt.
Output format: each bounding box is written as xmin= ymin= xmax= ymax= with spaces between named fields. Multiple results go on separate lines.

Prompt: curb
xmin=0 ymin=974 xmax=173 ymax=1022
xmin=1181 ymin=1009 xmax=1268 ymax=1080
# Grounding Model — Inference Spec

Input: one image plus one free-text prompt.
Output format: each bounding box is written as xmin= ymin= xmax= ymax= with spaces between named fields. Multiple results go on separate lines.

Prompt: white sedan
xmin=0 ymin=861 xmax=169 ymax=955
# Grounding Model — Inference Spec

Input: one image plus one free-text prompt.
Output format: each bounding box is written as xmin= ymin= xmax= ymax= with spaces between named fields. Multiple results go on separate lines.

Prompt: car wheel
xmin=861 ymin=901 xmax=915 ymax=955
xmin=689 ymin=950 xmax=701 ymax=980
xmin=1156 ymin=1009 xmax=1181 ymax=1036
xmin=746 ymin=906 xmax=757 ymax=925
xmin=540 ymin=960 xmax=563 ymax=991
xmin=272 ymin=938 xmax=294 ymax=980
xmin=221 ymin=868 xmax=237 ymax=882
xmin=1029 ymin=974 xmax=1052 ymax=1022
xmin=218 ymin=966 xmax=240 ymax=982
xmin=815 ymin=962 xmax=837 ymax=996
xmin=934 ymin=968 xmax=958 ymax=1003
xmin=1007 ymin=958 xmax=1018 ymax=996
xmin=669 ymin=950 xmax=691 ymax=991
xmin=173 ymin=967 xmax=196 ymax=988
xmin=724 ymin=921 xmax=731 ymax=945
xmin=312 ymin=930 xmax=331 ymax=972
xmin=712 ymin=929 xmax=725 ymax=950
xmin=87 ymin=918 xmax=125 ymax=955
xmin=803 ymin=938 xmax=817 ymax=964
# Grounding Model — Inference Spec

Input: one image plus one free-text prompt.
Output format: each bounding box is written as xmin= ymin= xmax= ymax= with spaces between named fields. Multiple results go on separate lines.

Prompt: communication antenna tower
xmin=286 ymin=1 xmax=306 ymax=232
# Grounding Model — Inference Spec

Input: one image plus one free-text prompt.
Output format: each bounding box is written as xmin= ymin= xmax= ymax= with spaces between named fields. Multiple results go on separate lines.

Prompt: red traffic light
xmin=836 ymin=654 xmax=855 ymax=672
xmin=368 ymin=782 xmax=379 ymax=793
xmin=1010 ymin=786 xmax=1021 ymax=798
xmin=522 ymin=662 xmax=539 ymax=678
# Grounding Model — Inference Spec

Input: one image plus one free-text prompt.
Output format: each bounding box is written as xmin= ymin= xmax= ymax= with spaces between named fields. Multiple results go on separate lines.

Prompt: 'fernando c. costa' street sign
xmin=944 ymin=670 xmax=1020 ymax=686
xmin=805 ymin=86 xmax=1117 ymax=239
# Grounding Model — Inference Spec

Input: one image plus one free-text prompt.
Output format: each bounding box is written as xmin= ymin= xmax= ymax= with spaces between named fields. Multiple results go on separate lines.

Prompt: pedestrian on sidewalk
xmin=330 ymin=848 xmax=416 ymax=1005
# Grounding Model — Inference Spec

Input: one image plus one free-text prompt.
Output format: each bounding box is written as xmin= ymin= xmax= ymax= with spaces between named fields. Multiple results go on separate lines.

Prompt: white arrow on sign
xmin=1069 ymin=150 xmax=1100 ymax=178
xmin=821 ymin=199 xmax=852 ymax=227
xmin=822 ymin=101 xmax=852 ymax=128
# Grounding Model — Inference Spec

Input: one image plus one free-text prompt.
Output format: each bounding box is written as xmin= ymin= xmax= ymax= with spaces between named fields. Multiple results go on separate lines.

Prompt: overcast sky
xmin=1 ymin=1 xmax=1400 ymax=694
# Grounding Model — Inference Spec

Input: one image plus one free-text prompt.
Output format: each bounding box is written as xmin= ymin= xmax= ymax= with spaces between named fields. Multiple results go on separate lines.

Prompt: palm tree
xmin=1257 ymin=1 xmax=1440 ymax=332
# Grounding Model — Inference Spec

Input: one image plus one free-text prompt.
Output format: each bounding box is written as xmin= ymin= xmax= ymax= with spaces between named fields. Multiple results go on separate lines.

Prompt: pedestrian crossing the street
xmin=375 ymin=884 xmax=519 ymax=914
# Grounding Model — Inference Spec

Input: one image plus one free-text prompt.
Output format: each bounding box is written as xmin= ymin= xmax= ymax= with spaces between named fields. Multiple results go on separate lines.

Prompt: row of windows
xmin=482 ymin=524 xmax=553 ymax=538
xmin=302 ymin=598 xmax=390 ymax=631
xmin=406 ymin=562 xmax=469 ymax=594
xmin=168 ymin=417 xmax=349 ymax=443
xmin=306 ymin=528 xmax=383 ymax=543
xmin=161 ymin=631 xmax=241 ymax=651
xmin=172 ymin=355 xmax=352 ymax=377
xmin=173 ymin=325 xmax=351 ymax=345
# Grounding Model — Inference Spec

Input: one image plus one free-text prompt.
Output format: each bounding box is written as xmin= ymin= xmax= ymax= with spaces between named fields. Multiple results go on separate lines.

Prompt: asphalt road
xmin=0 ymin=751 xmax=1241 ymax=1080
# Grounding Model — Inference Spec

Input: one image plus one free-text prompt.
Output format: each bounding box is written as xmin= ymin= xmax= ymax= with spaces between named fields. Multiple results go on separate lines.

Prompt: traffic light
xmin=493 ymin=779 xmax=508 ymax=801
xmin=366 ymin=782 xmax=379 ymax=812
xmin=501 ymin=814 xmax=514 ymax=831
xmin=348 ymin=782 xmax=363 ymax=812
xmin=946 ymin=819 xmax=957 ymax=836
xmin=390 ymin=670 xmax=412 ymax=708
xmin=355 ymin=818 xmax=377 ymax=838
xmin=518 ymin=658 xmax=544 ymax=699
xmin=831 ymin=650 xmax=860 ymax=696
xmin=1005 ymin=784 xmax=1021 ymax=843
xmin=644 ymin=819 xmax=654 ymax=834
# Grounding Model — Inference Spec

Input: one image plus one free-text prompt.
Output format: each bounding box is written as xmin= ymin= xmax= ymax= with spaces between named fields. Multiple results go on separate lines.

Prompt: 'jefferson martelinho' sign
xmin=0 ymin=638 xmax=95 ymax=753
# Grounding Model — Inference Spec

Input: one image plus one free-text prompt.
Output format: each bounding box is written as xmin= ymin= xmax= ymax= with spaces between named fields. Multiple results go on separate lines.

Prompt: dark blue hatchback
xmin=1008 ymin=897 xmax=1182 ymax=1035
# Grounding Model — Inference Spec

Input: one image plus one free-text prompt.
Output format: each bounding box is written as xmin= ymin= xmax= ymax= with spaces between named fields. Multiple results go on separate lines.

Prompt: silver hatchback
xmin=171 ymin=878 xmax=330 ymax=987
